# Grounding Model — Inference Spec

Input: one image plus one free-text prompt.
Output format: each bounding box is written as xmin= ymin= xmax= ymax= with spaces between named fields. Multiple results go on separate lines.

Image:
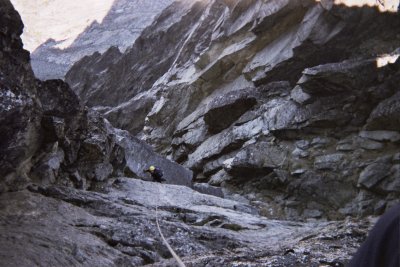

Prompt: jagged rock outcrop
xmin=0 ymin=0 xmax=191 ymax=193
xmin=0 ymin=0 xmax=42 ymax=191
xmin=12 ymin=0 xmax=173 ymax=80
xmin=66 ymin=0 xmax=400 ymax=219
xmin=1 ymin=1 xmax=396 ymax=266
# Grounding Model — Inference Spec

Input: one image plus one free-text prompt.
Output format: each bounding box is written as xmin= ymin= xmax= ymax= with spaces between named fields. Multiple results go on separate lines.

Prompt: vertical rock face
xmin=0 ymin=0 xmax=40 ymax=190
xmin=0 ymin=0 xmax=192 ymax=193
xmin=0 ymin=1 xmax=395 ymax=266
xmin=66 ymin=0 xmax=400 ymax=219
xmin=0 ymin=0 xmax=388 ymax=266
xmin=11 ymin=0 xmax=173 ymax=80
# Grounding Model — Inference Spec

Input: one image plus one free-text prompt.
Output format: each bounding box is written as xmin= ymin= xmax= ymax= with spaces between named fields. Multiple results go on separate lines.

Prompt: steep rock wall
xmin=0 ymin=1 xmax=390 ymax=265
xmin=66 ymin=0 xmax=400 ymax=219
xmin=0 ymin=0 xmax=191 ymax=193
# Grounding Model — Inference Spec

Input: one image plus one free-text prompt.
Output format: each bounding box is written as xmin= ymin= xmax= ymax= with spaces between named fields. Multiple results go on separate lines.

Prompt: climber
xmin=348 ymin=203 xmax=400 ymax=267
xmin=143 ymin=165 xmax=166 ymax=183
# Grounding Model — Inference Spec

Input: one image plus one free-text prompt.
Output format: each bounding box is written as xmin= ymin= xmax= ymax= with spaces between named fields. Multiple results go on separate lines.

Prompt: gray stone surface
xmin=193 ymin=183 xmax=224 ymax=198
xmin=209 ymin=169 xmax=232 ymax=186
xmin=314 ymin=153 xmax=345 ymax=170
xmin=62 ymin=1 xmax=400 ymax=223
xmin=359 ymin=130 xmax=400 ymax=143
xmin=0 ymin=0 xmax=193 ymax=193
xmin=290 ymin=85 xmax=313 ymax=104
xmin=3 ymin=3 xmax=400 ymax=266
xmin=366 ymin=91 xmax=400 ymax=131
xmin=111 ymin=127 xmax=193 ymax=187
xmin=225 ymin=141 xmax=287 ymax=178
xmin=298 ymin=59 xmax=378 ymax=95
xmin=358 ymin=163 xmax=391 ymax=189
xmin=357 ymin=138 xmax=384 ymax=151
xmin=0 ymin=180 xmax=374 ymax=266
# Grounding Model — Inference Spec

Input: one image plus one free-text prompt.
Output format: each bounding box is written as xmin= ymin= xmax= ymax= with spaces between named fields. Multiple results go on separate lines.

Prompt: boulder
xmin=359 ymin=130 xmax=400 ymax=143
xmin=292 ymin=147 xmax=309 ymax=158
xmin=365 ymin=92 xmax=400 ymax=130
xmin=356 ymin=137 xmax=384 ymax=151
xmin=311 ymin=137 xmax=333 ymax=148
xmin=224 ymin=141 xmax=287 ymax=179
xmin=290 ymin=85 xmax=313 ymax=104
xmin=186 ymin=117 xmax=264 ymax=170
xmin=295 ymin=140 xmax=311 ymax=150
xmin=30 ymin=148 xmax=64 ymax=185
xmin=294 ymin=170 xmax=356 ymax=208
xmin=209 ymin=170 xmax=232 ymax=186
xmin=358 ymin=163 xmax=392 ymax=189
xmin=37 ymin=79 xmax=81 ymax=116
xmin=314 ymin=153 xmax=345 ymax=170
xmin=378 ymin=164 xmax=400 ymax=193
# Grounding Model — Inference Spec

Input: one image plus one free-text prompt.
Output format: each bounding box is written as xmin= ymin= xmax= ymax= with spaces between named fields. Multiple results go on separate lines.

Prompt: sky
xmin=10 ymin=0 xmax=115 ymax=51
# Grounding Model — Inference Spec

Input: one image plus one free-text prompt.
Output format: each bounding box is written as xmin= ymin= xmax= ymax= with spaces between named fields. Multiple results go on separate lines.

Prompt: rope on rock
xmin=155 ymin=186 xmax=186 ymax=267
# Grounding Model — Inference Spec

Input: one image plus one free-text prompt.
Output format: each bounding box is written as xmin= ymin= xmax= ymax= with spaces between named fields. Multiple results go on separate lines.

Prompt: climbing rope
xmin=155 ymin=184 xmax=186 ymax=267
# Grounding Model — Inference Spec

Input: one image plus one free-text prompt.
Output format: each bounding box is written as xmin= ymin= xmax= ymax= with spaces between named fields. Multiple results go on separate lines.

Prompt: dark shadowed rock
xmin=0 ymin=0 xmax=41 ymax=191
xmin=65 ymin=46 xmax=124 ymax=105
xmin=0 ymin=0 xmax=192 ymax=193
xmin=365 ymin=91 xmax=400 ymax=131
xmin=297 ymin=59 xmax=378 ymax=96
xmin=0 ymin=191 xmax=137 ymax=266
xmin=37 ymin=79 xmax=81 ymax=116
xmin=3 ymin=1 xmax=400 ymax=265
xmin=225 ymin=141 xmax=287 ymax=179
xmin=292 ymin=170 xmax=356 ymax=210
xmin=104 ymin=93 xmax=156 ymax=135
xmin=358 ymin=163 xmax=392 ymax=190
xmin=314 ymin=153 xmax=345 ymax=170
xmin=359 ymin=130 xmax=400 ymax=143
xmin=378 ymin=164 xmax=400 ymax=193
xmin=357 ymin=138 xmax=384 ymax=151
xmin=204 ymin=88 xmax=258 ymax=134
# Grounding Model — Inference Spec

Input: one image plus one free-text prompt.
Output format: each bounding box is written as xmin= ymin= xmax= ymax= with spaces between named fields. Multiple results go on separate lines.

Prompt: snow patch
xmin=376 ymin=53 xmax=400 ymax=68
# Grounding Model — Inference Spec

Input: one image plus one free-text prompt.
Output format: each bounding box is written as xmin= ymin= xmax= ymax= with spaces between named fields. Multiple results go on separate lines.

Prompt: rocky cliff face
xmin=66 ymin=0 xmax=400 ymax=220
xmin=11 ymin=0 xmax=172 ymax=80
xmin=1 ymin=0 xmax=399 ymax=266
xmin=0 ymin=0 xmax=191 ymax=193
